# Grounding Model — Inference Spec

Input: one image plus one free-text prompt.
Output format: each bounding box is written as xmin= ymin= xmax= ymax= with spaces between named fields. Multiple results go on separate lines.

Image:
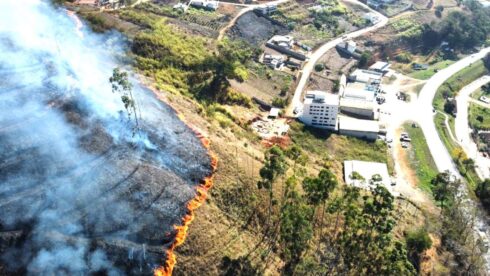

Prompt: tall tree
xmin=431 ymin=170 xmax=454 ymax=209
xmin=280 ymin=188 xmax=314 ymax=273
xmin=258 ymin=146 xmax=287 ymax=226
xmin=110 ymin=68 xmax=140 ymax=135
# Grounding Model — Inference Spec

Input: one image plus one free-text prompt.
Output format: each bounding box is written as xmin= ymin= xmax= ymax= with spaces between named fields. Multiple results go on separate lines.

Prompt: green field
xmin=403 ymin=123 xmax=438 ymax=193
xmin=288 ymin=122 xmax=394 ymax=173
xmin=409 ymin=60 xmax=456 ymax=80
xmin=469 ymin=103 xmax=490 ymax=130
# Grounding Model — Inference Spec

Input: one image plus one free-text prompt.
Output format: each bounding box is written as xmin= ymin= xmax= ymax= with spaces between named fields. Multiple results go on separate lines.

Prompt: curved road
xmin=416 ymin=48 xmax=490 ymax=270
xmin=455 ymin=76 xmax=490 ymax=179
xmin=287 ymin=0 xmax=388 ymax=116
xmin=416 ymin=48 xmax=490 ymax=176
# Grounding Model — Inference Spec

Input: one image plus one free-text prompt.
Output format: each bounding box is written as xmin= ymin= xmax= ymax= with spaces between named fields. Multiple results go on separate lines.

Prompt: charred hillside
xmin=0 ymin=1 xmax=212 ymax=275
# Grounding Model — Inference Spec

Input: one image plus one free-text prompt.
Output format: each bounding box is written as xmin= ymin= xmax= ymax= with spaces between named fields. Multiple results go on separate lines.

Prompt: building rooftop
xmin=339 ymin=98 xmax=375 ymax=111
xmin=342 ymin=82 xmax=376 ymax=101
xmin=349 ymin=69 xmax=383 ymax=83
xmin=304 ymin=91 xmax=339 ymax=104
xmin=369 ymin=61 xmax=391 ymax=72
xmin=338 ymin=116 xmax=379 ymax=132
xmin=269 ymin=107 xmax=280 ymax=118
xmin=344 ymin=160 xmax=394 ymax=194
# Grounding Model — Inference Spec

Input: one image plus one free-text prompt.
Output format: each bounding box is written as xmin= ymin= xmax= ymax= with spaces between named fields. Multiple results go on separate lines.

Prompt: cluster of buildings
xmin=299 ymin=61 xmax=390 ymax=140
xmin=262 ymin=35 xmax=310 ymax=70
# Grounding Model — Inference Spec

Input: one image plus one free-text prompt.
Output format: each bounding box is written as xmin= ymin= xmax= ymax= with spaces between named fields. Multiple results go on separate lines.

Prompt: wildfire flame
xmin=148 ymin=88 xmax=218 ymax=276
xmin=66 ymin=9 xmax=214 ymax=274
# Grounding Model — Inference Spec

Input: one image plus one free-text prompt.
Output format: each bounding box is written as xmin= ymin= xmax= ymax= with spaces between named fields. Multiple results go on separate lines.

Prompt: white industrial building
xmin=344 ymin=160 xmax=396 ymax=195
xmin=339 ymin=69 xmax=383 ymax=119
xmin=338 ymin=116 xmax=380 ymax=140
xmin=300 ymin=91 xmax=339 ymax=130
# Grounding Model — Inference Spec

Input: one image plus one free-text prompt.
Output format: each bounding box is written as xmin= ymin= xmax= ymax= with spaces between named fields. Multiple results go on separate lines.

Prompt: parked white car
xmin=480 ymin=96 xmax=490 ymax=104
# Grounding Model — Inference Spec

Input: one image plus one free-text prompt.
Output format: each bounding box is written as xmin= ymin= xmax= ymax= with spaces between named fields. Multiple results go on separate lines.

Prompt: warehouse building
xmin=338 ymin=116 xmax=380 ymax=141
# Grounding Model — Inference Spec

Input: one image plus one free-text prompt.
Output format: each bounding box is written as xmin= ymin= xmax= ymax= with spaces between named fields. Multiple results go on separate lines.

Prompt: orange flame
xmin=146 ymin=87 xmax=218 ymax=276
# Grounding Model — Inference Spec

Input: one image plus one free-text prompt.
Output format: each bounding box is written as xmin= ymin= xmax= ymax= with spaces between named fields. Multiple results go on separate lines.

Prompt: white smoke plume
xmin=0 ymin=0 xmax=212 ymax=274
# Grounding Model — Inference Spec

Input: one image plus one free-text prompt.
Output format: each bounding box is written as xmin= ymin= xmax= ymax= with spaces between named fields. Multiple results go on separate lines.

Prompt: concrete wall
xmin=339 ymin=129 xmax=378 ymax=141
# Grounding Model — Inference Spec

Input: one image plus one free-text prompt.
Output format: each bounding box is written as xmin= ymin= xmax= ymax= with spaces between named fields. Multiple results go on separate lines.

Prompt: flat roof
xmin=338 ymin=116 xmax=379 ymax=132
xmin=269 ymin=107 xmax=280 ymax=117
xmin=344 ymin=160 xmax=393 ymax=193
xmin=369 ymin=61 xmax=391 ymax=71
xmin=339 ymin=98 xmax=375 ymax=111
xmin=349 ymin=69 xmax=383 ymax=83
xmin=343 ymin=82 xmax=376 ymax=101
xmin=304 ymin=91 xmax=339 ymax=104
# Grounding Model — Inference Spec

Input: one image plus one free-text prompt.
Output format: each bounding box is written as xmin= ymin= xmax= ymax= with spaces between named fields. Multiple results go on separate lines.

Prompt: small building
xmin=300 ymin=91 xmax=339 ymax=130
xmin=344 ymin=160 xmax=395 ymax=194
xmin=335 ymin=41 xmax=359 ymax=58
xmin=338 ymin=116 xmax=379 ymax=140
xmin=266 ymin=36 xmax=307 ymax=61
xmin=346 ymin=41 xmax=357 ymax=53
xmin=173 ymin=2 xmax=189 ymax=11
xmin=255 ymin=4 xmax=277 ymax=15
xmin=268 ymin=35 xmax=294 ymax=49
xmin=190 ymin=0 xmax=219 ymax=10
xmin=412 ymin=63 xmax=429 ymax=70
xmin=263 ymin=54 xmax=284 ymax=70
xmin=268 ymin=107 xmax=281 ymax=119
xmin=348 ymin=69 xmax=383 ymax=84
xmin=363 ymin=12 xmax=380 ymax=24
xmin=369 ymin=61 xmax=391 ymax=75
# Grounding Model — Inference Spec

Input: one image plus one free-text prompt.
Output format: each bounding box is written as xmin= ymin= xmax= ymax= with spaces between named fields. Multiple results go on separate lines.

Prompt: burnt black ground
xmin=0 ymin=46 xmax=212 ymax=275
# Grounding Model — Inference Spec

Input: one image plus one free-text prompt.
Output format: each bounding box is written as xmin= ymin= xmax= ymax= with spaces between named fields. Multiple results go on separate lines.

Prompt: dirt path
xmin=391 ymin=126 xmax=436 ymax=213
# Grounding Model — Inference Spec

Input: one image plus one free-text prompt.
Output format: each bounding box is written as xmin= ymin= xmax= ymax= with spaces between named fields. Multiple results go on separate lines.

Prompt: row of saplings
xmin=231 ymin=145 xmax=443 ymax=275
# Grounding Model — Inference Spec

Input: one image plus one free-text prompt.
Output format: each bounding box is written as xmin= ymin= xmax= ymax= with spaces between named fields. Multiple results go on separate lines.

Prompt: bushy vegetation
xmin=406 ymin=228 xmax=432 ymax=271
xmin=125 ymin=11 xmax=254 ymax=106
xmin=469 ymin=103 xmax=490 ymax=130
xmin=416 ymin=0 xmax=490 ymax=51
xmin=433 ymin=172 xmax=487 ymax=273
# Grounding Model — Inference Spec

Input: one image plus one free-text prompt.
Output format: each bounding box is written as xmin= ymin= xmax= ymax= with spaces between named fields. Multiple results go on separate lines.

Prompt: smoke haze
xmin=0 ymin=0 xmax=212 ymax=274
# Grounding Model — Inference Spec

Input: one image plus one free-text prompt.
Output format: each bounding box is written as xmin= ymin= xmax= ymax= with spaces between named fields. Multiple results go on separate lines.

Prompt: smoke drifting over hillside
xmin=0 ymin=1 xmax=212 ymax=274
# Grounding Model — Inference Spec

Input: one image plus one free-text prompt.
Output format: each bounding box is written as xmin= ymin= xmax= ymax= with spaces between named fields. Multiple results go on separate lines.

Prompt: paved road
xmin=455 ymin=76 xmax=490 ymax=179
xmin=287 ymin=0 xmax=388 ymax=117
xmin=416 ymin=47 xmax=490 ymax=176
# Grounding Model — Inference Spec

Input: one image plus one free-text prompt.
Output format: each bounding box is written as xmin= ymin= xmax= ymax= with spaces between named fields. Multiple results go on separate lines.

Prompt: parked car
xmin=480 ymin=96 xmax=490 ymax=104
xmin=401 ymin=137 xmax=412 ymax=142
xmin=401 ymin=142 xmax=409 ymax=148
